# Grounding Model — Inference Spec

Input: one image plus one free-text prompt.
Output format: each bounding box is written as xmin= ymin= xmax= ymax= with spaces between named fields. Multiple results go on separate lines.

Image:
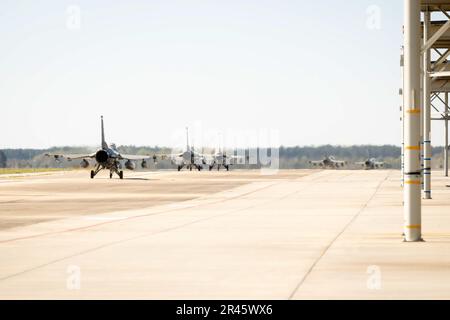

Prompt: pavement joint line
xmin=0 ymin=199 xmax=24 ymax=204
xmin=0 ymin=176 xmax=315 ymax=283
xmin=0 ymin=214 xmax=234 ymax=283
xmin=83 ymin=216 xmax=130 ymax=221
xmin=287 ymin=171 xmax=390 ymax=300
xmin=0 ymin=178 xmax=288 ymax=244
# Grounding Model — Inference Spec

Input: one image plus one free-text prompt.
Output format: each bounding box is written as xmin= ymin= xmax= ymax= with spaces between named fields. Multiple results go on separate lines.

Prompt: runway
xmin=0 ymin=170 xmax=306 ymax=230
xmin=1 ymin=169 xmax=450 ymax=299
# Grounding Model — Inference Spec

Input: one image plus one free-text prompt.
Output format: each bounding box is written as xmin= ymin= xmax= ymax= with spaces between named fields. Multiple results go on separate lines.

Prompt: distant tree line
xmin=1 ymin=145 xmax=448 ymax=170
xmin=279 ymin=145 xmax=401 ymax=159
xmin=0 ymin=150 xmax=6 ymax=168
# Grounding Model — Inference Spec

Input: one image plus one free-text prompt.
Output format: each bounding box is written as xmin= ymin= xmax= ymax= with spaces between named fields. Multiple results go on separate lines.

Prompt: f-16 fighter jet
xmin=158 ymin=127 xmax=207 ymax=171
xmin=46 ymin=116 xmax=155 ymax=179
xmin=309 ymin=156 xmax=346 ymax=169
xmin=355 ymin=158 xmax=384 ymax=170
xmin=205 ymin=149 xmax=246 ymax=171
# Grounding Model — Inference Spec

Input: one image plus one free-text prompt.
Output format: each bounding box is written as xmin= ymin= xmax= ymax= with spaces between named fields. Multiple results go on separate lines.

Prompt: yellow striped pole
xmin=403 ymin=0 xmax=422 ymax=242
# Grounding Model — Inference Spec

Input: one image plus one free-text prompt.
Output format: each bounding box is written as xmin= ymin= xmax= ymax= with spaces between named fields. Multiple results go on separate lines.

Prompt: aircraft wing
xmin=227 ymin=155 xmax=244 ymax=159
xmin=45 ymin=153 xmax=95 ymax=161
xmin=227 ymin=155 xmax=247 ymax=164
xmin=192 ymin=151 xmax=208 ymax=159
xmin=203 ymin=155 xmax=216 ymax=165
xmin=119 ymin=154 xmax=155 ymax=161
xmin=156 ymin=153 xmax=183 ymax=160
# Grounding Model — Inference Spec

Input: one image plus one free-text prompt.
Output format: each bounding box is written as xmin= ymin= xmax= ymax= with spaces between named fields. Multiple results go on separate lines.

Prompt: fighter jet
xmin=158 ymin=127 xmax=207 ymax=171
xmin=46 ymin=116 xmax=155 ymax=179
xmin=309 ymin=156 xmax=346 ymax=169
xmin=355 ymin=158 xmax=384 ymax=170
xmin=205 ymin=149 xmax=246 ymax=171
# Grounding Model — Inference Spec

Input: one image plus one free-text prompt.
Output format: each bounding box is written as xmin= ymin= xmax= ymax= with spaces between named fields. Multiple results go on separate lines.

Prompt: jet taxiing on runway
xmin=46 ymin=116 xmax=154 ymax=179
xmin=158 ymin=129 xmax=248 ymax=172
xmin=159 ymin=128 xmax=207 ymax=171
xmin=205 ymin=149 xmax=246 ymax=171
xmin=309 ymin=156 xmax=346 ymax=169
xmin=355 ymin=158 xmax=384 ymax=170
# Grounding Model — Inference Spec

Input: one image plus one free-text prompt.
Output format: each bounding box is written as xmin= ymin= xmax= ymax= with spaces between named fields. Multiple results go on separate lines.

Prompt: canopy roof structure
xmin=422 ymin=0 xmax=450 ymax=11
xmin=422 ymin=21 xmax=450 ymax=49
xmin=401 ymin=0 xmax=450 ymax=242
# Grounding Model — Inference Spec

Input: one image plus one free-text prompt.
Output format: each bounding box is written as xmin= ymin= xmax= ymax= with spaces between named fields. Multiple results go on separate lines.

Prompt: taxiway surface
xmin=1 ymin=169 xmax=450 ymax=299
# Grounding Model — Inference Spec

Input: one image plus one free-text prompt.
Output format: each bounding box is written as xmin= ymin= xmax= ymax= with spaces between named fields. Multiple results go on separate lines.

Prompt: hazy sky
xmin=2 ymin=0 xmax=442 ymax=148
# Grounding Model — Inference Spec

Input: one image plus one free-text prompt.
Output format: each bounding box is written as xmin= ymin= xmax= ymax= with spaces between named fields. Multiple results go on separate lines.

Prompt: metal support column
xmin=420 ymin=39 xmax=424 ymax=191
xmin=445 ymin=93 xmax=449 ymax=177
xmin=401 ymin=46 xmax=405 ymax=187
xmin=423 ymin=11 xmax=432 ymax=199
xmin=403 ymin=0 xmax=422 ymax=242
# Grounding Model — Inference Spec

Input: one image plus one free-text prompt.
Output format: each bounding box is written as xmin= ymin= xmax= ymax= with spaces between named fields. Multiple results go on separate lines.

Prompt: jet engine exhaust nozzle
xmin=95 ymin=150 xmax=109 ymax=163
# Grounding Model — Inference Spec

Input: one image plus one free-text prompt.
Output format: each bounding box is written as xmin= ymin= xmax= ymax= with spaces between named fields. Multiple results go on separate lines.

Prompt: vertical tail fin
xmin=186 ymin=127 xmax=190 ymax=151
xmin=101 ymin=116 xmax=108 ymax=149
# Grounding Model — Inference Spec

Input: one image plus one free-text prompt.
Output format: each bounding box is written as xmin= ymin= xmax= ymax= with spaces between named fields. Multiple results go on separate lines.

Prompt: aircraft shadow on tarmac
xmin=92 ymin=177 xmax=152 ymax=181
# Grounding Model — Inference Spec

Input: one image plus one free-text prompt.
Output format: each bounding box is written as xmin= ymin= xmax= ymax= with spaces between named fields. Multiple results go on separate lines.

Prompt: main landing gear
xmin=111 ymin=169 xmax=124 ymax=179
xmin=215 ymin=164 xmax=230 ymax=171
xmin=90 ymin=164 xmax=123 ymax=179
xmin=90 ymin=164 xmax=102 ymax=179
xmin=177 ymin=164 xmax=202 ymax=171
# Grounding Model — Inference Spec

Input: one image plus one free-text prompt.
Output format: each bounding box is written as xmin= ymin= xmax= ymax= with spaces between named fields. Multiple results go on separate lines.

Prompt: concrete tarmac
xmin=0 ymin=169 xmax=450 ymax=299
